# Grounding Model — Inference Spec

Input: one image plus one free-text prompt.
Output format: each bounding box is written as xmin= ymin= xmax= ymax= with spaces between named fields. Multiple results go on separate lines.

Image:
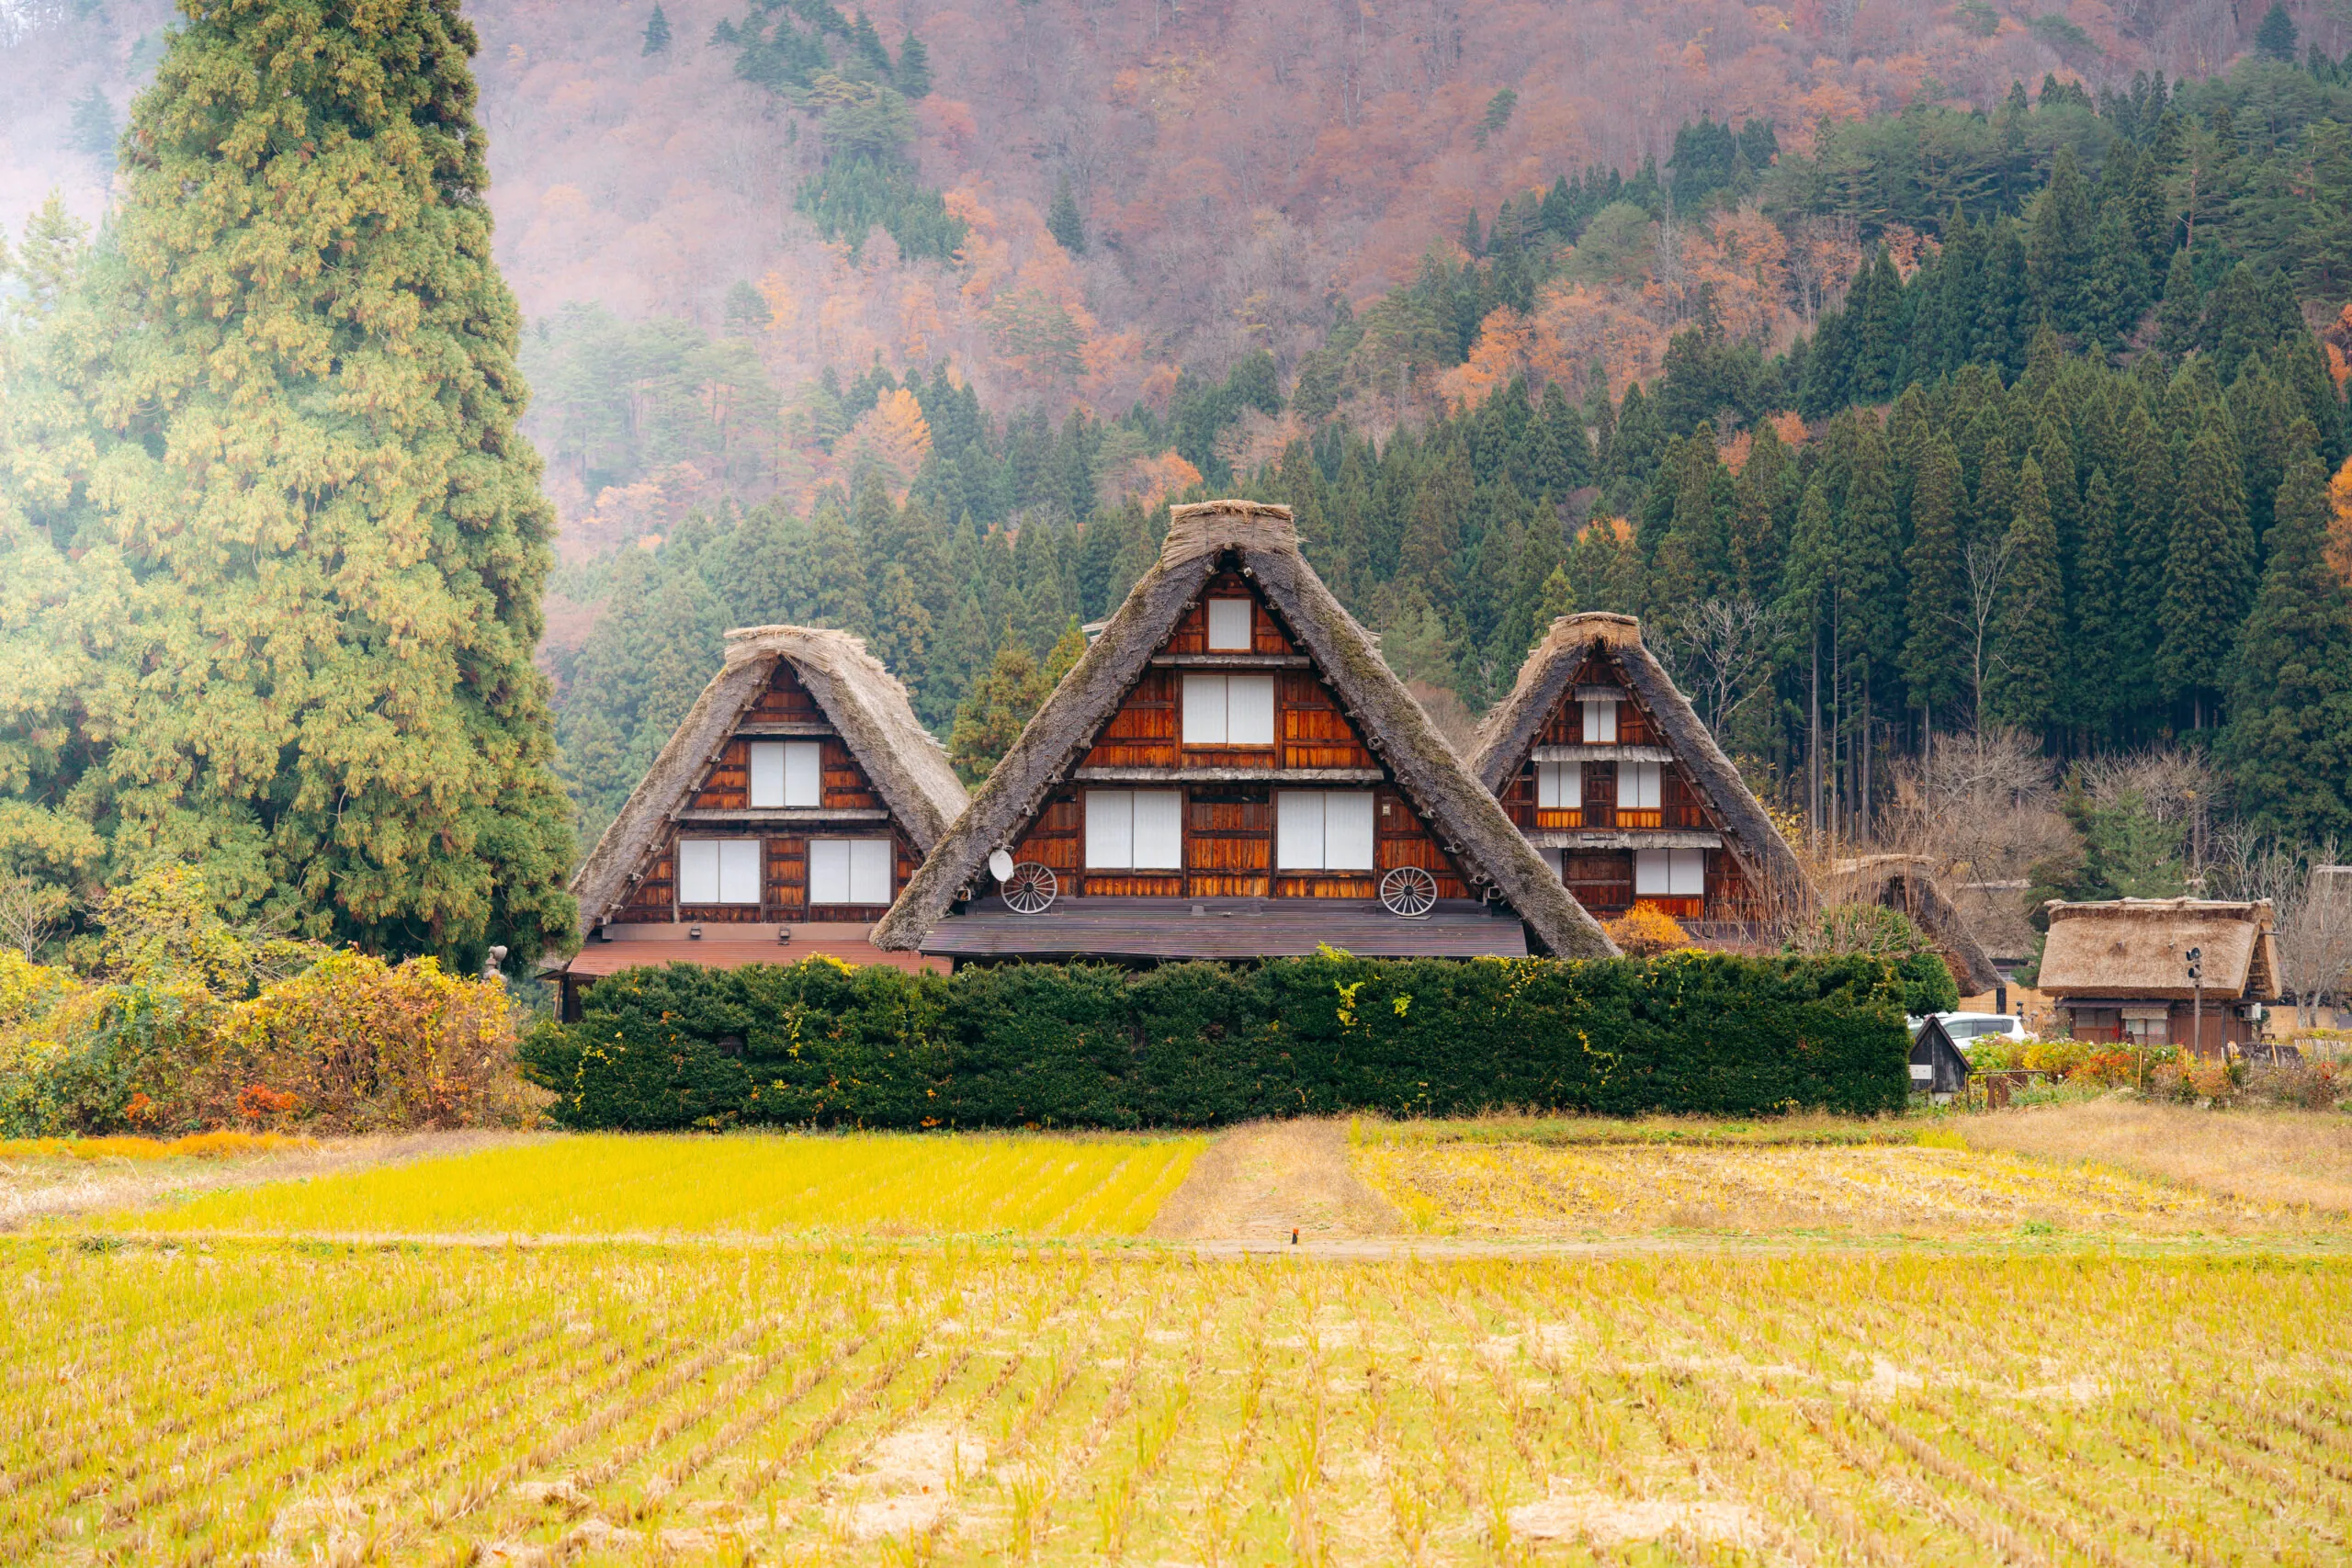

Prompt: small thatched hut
xmin=874 ymin=502 xmax=1612 ymax=964
xmin=2037 ymin=897 xmax=2280 ymax=1056
xmin=1468 ymin=612 xmax=1807 ymax=931
xmin=555 ymin=626 xmax=967 ymax=1017
xmin=1825 ymin=853 xmax=2004 ymax=994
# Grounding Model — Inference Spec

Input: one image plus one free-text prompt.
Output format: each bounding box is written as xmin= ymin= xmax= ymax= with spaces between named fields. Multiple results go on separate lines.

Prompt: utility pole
xmin=2187 ymin=944 xmax=2203 ymax=1062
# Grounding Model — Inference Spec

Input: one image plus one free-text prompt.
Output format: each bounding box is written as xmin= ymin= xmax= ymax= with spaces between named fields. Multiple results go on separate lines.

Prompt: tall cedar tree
xmin=1988 ymin=457 xmax=2064 ymax=732
xmin=642 ymin=4 xmax=671 ymax=56
xmin=2220 ymin=454 xmax=2352 ymax=840
xmin=1900 ymin=435 xmax=1968 ymax=724
xmin=2070 ymin=467 xmax=2126 ymax=739
xmin=2157 ymin=423 xmax=2256 ymax=722
xmin=1046 ymin=174 xmax=1085 ymax=255
xmin=60 ymin=0 xmax=575 ymax=964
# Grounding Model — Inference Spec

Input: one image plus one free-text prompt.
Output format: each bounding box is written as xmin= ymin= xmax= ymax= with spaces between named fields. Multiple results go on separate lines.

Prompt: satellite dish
xmin=988 ymin=849 xmax=1016 ymax=883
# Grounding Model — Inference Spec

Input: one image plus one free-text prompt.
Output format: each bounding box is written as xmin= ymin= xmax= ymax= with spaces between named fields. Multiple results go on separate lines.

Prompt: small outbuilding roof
xmin=1469 ymin=612 xmax=1810 ymax=908
xmin=874 ymin=502 xmax=1614 ymax=959
xmin=570 ymin=626 xmax=967 ymax=931
xmin=1826 ymin=854 xmax=2004 ymax=993
xmin=2036 ymin=897 xmax=2279 ymax=1002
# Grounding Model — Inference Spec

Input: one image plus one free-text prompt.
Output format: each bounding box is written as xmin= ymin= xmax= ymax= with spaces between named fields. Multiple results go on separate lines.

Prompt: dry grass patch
xmin=0 ymin=1130 xmax=518 ymax=1231
xmin=1963 ymin=1100 xmax=2352 ymax=1213
xmin=1147 ymin=1119 xmax=1399 ymax=1240
xmin=1354 ymin=1139 xmax=2312 ymax=1237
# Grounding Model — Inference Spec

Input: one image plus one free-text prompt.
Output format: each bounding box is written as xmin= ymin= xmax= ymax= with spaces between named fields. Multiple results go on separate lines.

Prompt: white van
xmin=1912 ymin=1011 xmax=2028 ymax=1043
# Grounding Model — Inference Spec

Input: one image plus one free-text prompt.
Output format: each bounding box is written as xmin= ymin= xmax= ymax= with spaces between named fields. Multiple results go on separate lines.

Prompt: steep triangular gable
xmin=876 ymin=502 xmax=1612 ymax=957
xmin=572 ymin=626 xmax=966 ymax=930
xmin=1470 ymin=613 xmax=1810 ymax=909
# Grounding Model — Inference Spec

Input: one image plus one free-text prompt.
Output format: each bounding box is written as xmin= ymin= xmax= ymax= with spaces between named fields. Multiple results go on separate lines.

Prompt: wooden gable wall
xmin=612 ymin=660 xmax=921 ymax=925
xmin=1490 ymin=648 xmax=1756 ymax=921
xmin=1012 ymin=570 xmax=1468 ymax=899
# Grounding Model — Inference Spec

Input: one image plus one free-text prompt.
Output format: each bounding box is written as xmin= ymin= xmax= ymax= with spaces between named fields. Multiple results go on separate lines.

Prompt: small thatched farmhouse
xmin=555 ymin=626 xmax=967 ymax=1017
xmin=874 ymin=501 xmax=1612 ymax=964
xmin=2038 ymin=897 xmax=2280 ymax=1055
xmin=1469 ymin=612 xmax=1807 ymax=929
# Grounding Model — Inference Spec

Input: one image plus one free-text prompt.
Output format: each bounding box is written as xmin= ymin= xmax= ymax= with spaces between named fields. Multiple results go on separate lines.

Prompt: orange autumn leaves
xmin=1441 ymin=205 xmax=1861 ymax=409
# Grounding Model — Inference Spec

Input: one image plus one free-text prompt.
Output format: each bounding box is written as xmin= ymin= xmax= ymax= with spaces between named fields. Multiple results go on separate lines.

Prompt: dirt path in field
xmin=1145 ymin=1118 xmax=1401 ymax=1241
xmin=0 ymin=1130 xmax=537 ymax=1231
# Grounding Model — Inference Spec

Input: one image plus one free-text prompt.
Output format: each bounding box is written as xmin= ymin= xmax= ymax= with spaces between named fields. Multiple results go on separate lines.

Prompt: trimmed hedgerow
xmin=520 ymin=950 xmax=1911 ymax=1130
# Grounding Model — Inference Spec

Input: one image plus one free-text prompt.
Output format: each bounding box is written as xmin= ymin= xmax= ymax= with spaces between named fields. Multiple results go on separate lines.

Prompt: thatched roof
xmin=1470 ymin=612 xmax=1811 ymax=906
xmin=1826 ymin=854 xmax=2003 ymax=993
xmin=2038 ymin=898 xmax=2280 ymax=1001
xmin=874 ymin=502 xmax=1614 ymax=958
xmin=571 ymin=626 xmax=967 ymax=930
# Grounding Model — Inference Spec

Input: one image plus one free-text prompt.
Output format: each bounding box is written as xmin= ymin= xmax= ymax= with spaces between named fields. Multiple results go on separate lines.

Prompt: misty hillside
xmin=6 ymin=0 xmax=2313 ymax=536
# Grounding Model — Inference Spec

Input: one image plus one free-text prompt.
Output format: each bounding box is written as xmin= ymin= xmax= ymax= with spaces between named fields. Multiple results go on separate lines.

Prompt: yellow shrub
xmin=0 ymin=952 xmax=78 ymax=1030
xmin=1604 ymin=903 xmax=1690 ymax=957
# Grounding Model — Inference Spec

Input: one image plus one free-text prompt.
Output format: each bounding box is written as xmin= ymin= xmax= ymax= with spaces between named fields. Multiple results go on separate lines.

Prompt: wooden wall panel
xmin=615 ymin=850 xmax=676 ymax=922
xmin=691 ymin=739 xmax=752 ymax=810
xmin=820 ymin=739 xmax=882 ymax=809
xmin=750 ymin=660 xmax=823 ymax=720
xmin=1274 ymin=874 xmax=1380 ymax=898
xmin=1565 ymin=854 xmax=1633 ymax=916
xmin=1013 ymin=794 xmax=1082 ymax=873
xmin=1280 ymin=672 xmax=1375 ymax=770
xmin=1084 ymin=671 xmax=1179 ymax=770
xmin=1185 ymin=789 xmax=1270 ymax=897
xmin=767 ymin=836 xmax=807 ymax=915
xmin=1374 ymin=787 xmax=1469 ymax=897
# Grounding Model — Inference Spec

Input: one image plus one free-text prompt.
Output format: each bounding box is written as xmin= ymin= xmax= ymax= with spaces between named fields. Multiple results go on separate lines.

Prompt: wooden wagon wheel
xmin=1000 ymin=862 xmax=1058 ymax=915
xmin=1379 ymin=865 xmax=1438 ymax=918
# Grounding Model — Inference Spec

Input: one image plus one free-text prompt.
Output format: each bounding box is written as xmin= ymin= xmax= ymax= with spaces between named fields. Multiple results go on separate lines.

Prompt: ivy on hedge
xmin=519 ymin=950 xmax=1913 ymax=1130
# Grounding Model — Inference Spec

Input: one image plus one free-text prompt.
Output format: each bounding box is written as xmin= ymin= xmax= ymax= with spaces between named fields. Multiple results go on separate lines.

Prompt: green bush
xmin=520 ymin=950 xmax=1912 ymax=1130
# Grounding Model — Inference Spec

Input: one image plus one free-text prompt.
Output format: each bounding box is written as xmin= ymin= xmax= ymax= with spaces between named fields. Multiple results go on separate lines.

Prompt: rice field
xmin=6 ymin=1237 xmax=2346 ymax=1565
xmin=116 ymin=1133 xmax=1206 ymax=1240
xmin=1352 ymin=1129 xmax=2347 ymax=1239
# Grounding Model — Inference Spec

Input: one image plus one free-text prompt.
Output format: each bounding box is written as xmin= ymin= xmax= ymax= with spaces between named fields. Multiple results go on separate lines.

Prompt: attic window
xmin=1086 ymin=790 xmax=1183 ymax=869
xmin=1581 ymin=699 xmax=1618 ymax=743
xmin=749 ymin=741 xmax=821 ymax=808
xmin=1536 ymin=761 xmax=1581 ymax=810
xmin=1205 ymin=598 xmax=1253 ymax=650
xmin=1276 ymin=791 xmax=1374 ymax=871
xmin=1634 ymin=848 xmax=1704 ymax=897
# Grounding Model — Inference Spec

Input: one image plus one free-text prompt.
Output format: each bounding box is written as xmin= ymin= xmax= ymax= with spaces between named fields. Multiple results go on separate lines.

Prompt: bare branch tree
xmin=2209 ymin=838 xmax=2352 ymax=1029
xmin=1657 ymin=595 xmax=1782 ymax=738
xmin=0 ymin=874 xmax=70 ymax=961
xmin=1950 ymin=533 xmax=2013 ymax=727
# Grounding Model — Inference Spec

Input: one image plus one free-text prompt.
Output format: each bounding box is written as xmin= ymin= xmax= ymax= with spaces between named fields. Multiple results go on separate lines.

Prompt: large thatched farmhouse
xmin=874 ymin=501 xmax=1613 ymax=964
xmin=1470 ymin=612 xmax=1807 ymax=929
xmin=555 ymin=626 xmax=967 ymax=1016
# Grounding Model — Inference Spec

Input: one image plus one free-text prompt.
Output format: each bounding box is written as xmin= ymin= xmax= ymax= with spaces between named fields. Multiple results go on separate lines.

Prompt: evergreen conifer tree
xmin=68 ymin=86 xmax=117 ymax=168
xmin=2029 ymin=147 xmax=2096 ymax=338
xmin=2155 ymin=249 xmax=2201 ymax=357
xmin=1839 ymin=425 xmax=1905 ymax=707
xmin=1988 ymin=457 xmax=2064 ymax=732
xmin=2220 ymin=452 xmax=2352 ymax=840
xmin=1046 ymin=174 xmax=1086 ymax=255
xmin=946 ymin=633 xmax=1049 ymax=783
xmin=1900 ymin=436 xmax=1969 ymax=728
xmin=2255 ymin=2 xmax=2298 ymax=62
xmin=2157 ymin=423 xmax=2256 ymax=724
xmin=896 ymin=30 xmax=933 ymax=98
xmin=642 ymin=4 xmax=672 ymax=57
xmin=2071 ymin=467 xmax=2125 ymax=739
xmin=13 ymin=0 xmax=576 ymax=962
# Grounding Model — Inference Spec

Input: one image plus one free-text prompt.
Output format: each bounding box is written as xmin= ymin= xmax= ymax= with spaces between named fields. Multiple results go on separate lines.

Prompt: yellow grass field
xmin=1351 ymin=1136 xmax=2334 ymax=1237
xmin=117 ymin=1133 xmax=1206 ymax=1240
xmin=6 ymin=1238 xmax=2346 ymax=1565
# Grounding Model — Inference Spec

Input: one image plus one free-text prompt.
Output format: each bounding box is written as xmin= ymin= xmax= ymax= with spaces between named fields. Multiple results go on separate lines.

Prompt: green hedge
xmin=521 ymin=951 xmax=1911 ymax=1129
